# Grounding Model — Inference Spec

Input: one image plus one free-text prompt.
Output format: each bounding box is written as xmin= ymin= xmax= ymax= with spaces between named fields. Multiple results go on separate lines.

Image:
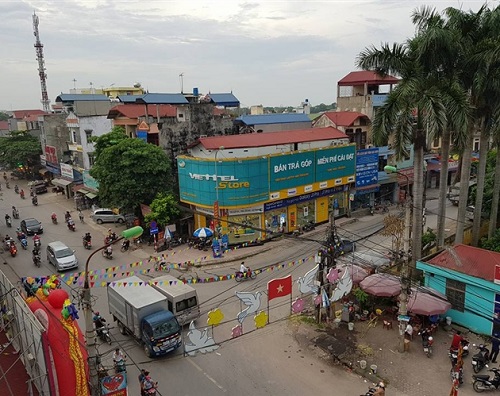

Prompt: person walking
xmin=490 ymin=333 xmax=500 ymax=363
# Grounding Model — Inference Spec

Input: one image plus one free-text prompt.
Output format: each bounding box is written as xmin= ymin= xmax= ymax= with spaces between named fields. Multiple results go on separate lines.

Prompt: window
xmin=85 ymin=129 xmax=93 ymax=142
xmin=446 ymin=279 xmax=465 ymax=312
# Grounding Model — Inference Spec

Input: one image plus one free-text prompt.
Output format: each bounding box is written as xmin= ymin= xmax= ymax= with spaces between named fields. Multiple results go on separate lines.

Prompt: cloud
xmin=0 ymin=0 xmax=488 ymax=110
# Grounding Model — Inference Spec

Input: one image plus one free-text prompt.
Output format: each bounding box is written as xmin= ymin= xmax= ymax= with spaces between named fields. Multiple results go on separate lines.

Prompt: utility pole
xmin=385 ymin=166 xmax=412 ymax=352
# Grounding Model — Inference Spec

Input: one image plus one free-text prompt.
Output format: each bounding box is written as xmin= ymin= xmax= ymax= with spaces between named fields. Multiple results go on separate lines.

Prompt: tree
xmin=90 ymin=137 xmax=172 ymax=213
xmin=144 ymin=192 xmax=180 ymax=227
xmin=91 ymin=126 xmax=128 ymax=160
xmin=0 ymin=132 xmax=42 ymax=169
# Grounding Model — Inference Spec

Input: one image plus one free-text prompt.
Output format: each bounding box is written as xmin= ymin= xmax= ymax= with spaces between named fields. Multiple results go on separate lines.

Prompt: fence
xmin=0 ymin=270 xmax=50 ymax=395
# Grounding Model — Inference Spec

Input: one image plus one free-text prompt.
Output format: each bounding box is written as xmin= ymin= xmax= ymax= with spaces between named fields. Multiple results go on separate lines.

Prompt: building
xmin=178 ymin=127 xmax=354 ymax=244
xmin=234 ymin=113 xmax=312 ymax=134
xmin=336 ymin=71 xmax=399 ymax=119
xmin=313 ymin=111 xmax=371 ymax=150
xmin=417 ymin=244 xmax=500 ymax=335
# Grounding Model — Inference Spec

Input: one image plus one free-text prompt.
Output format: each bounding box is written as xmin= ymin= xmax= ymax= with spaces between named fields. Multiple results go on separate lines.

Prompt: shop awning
xmin=52 ymin=178 xmax=73 ymax=187
xmin=85 ymin=192 xmax=97 ymax=199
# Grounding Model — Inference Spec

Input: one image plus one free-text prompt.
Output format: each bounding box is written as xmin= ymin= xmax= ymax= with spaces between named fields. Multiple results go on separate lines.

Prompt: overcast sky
xmin=0 ymin=0 xmax=489 ymax=111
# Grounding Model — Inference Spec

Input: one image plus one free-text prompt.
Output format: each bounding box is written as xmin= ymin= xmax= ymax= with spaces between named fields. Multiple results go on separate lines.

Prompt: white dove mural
xmin=297 ymin=264 xmax=319 ymax=294
xmin=236 ymin=291 xmax=262 ymax=324
xmin=330 ymin=267 xmax=353 ymax=302
xmin=184 ymin=321 xmax=219 ymax=356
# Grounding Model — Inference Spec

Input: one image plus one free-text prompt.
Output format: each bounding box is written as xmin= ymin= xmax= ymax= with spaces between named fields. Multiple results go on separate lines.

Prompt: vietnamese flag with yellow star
xmin=267 ymin=275 xmax=293 ymax=301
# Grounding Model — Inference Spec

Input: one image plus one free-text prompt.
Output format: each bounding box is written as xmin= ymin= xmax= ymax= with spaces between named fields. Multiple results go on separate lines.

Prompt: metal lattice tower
xmin=33 ymin=12 xmax=50 ymax=113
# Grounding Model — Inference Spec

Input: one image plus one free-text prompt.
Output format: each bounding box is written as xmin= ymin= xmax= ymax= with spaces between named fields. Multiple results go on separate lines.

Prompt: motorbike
xmin=20 ymin=237 xmax=28 ymax=250
xmin=33 ymin=253 xmax=41 ymax=267
xmin=67 ymin=219 xmax=76 ymax=232
xmin=12 ymin=208 xmax=19 ymax=219
xmin=51 ymin=214 xmax=58 ymax=224
xmin=96 ymin=323 xmax=112 ymax=344
xmin=83 ymin=237 xmax=92 ymax=250
xmin=302 ymin=221 xmax=316 ymax=232
xmin=418 ymin=329 xmax=434 ymax=358
xmin=6 ymin=217 xmax=11 ymax=228
xmin=32 ymin=196 xmax=38 ymax=206
xmin=235 ymin=269 xmax=257 ymax=282
xmin=115 ymin=359 xmax=126 ymax=374
xmin=9 ymin=242 xmax=17 ymax=257
xmin=473 ymin=367 xmax=500 ymax=392
xmin=102 ymin=249 xmax=113 ymax=260
xmin=472 ymin=344 xmax=491 ymax=373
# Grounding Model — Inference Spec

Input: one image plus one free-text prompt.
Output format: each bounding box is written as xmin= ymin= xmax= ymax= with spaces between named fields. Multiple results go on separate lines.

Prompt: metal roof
xmin=192 ymin=126 xmax=347 ymax=149
xmin=235 ymin=113 xmax=311 ymax=126
xmin=55 ymin=94 xmax=110 ymax=103
xmin=136 ymin=93 xmax=189 ymax=105
xmin=208 ymin=93 xmax=239 ymax=107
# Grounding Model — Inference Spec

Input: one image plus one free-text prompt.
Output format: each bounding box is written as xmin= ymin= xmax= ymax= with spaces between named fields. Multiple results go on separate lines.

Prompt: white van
xmin=151 ymin=275 xmax=200 ymax=325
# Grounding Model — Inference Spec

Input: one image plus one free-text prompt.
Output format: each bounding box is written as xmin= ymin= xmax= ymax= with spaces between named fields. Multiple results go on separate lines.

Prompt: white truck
xmin=107 ymin=275 xmax=182 ymax=357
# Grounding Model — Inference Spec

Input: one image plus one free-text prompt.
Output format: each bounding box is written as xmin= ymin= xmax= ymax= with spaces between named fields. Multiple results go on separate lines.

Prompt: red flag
xmin=268 ymin=275 xmax=292 ymax=301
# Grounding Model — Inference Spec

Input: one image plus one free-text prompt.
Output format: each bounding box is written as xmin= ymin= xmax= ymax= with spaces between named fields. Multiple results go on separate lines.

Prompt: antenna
xmin=33 ymin=12 xmax=50 ymax=113
xmin=179 ymin=73 xmax=184 ymax=94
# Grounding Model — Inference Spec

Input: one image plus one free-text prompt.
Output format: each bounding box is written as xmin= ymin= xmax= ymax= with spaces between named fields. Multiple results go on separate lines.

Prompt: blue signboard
xmin=269 ymin=152 xmax=315 ymax=190
xmin=356 ymin=148 xmax=379 ymax=188
xmin=177 ymin=157 xmax=269 ymax=206
xmin=315 ymin=145 xmax=356 ymax=182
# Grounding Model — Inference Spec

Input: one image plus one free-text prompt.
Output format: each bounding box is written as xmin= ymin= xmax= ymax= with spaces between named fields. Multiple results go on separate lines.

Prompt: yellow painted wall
xmin=316 ymin=196 xmax=329 ymax=222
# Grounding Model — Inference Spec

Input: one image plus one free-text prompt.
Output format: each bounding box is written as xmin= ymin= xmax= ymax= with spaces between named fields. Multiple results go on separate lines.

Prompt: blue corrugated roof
xmin=208 ymin=93 xmax=239 ymax=107
xmin=235 ymin=113 xmax=311 ymax=126
xmin=55 ymin=94 xmax=110 ymax=102
xmin=136 ymin=93 xmax=188 ymax=105
xmin=118 ymin=95 xmax=145 ymax=103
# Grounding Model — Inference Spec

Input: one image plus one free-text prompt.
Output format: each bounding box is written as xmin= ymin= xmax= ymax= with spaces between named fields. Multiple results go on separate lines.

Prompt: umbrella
xmin=339 ymin=264 xmax=369 ymax=285
xmin=164 ymin=228 xmax=173 ymax=240
xmin=193 ymin=227 xmax=213 ymax=238
xmin=359 ymin=274 xmax=401 ymax=297
xmin=407 ymin=289 xmax=451 ymax=316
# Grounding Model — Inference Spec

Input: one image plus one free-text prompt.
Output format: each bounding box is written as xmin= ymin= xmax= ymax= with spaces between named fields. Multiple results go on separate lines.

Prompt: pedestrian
xmin=490 ymin=333 xmax=500 ymax=363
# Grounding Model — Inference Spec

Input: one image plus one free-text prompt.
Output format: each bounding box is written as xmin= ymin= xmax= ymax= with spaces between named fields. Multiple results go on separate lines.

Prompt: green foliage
xmin=0 ymin=132 xmax=41 ymax=169
xmin=91 ymin=126 xmax=128 ymax=160
xmin=145 ymin=192 xmax=180 ymax=227
xmin=480 ymin=228 xmax=500 ymax=252
xmin=422 ymin=228 xmax=437 ymax=246
xmin=90 ymin=137 xmax=172 ymax=212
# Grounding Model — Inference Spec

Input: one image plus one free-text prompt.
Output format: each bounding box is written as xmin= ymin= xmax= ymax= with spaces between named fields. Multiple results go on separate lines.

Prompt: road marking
xmin=187 ymin=356 xmax=227 ymax=392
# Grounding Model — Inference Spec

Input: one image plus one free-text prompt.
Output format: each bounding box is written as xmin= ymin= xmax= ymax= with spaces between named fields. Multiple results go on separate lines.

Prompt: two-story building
xmin=178 ymin=127 xmax=353 ymax=244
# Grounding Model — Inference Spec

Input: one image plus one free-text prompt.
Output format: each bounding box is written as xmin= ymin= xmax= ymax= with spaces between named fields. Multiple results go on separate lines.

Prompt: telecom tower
xmin=33 ymin=12 xmax=50 ymax=112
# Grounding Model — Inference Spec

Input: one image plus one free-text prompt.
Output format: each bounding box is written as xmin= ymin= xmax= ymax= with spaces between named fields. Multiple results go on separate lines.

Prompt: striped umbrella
xmin=193 ymin=227 xmax=213 ymax=238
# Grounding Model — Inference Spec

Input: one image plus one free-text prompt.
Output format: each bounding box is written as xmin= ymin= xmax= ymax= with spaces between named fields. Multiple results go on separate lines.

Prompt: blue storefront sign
xmin=315 ymin=145 xmax=356 ymax=182
xmin=356 ymin=148 xmax=379 ymax=188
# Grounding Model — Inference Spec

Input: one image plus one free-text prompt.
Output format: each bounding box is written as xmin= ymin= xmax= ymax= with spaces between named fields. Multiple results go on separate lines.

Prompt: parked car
xmin=20 ymin=218 xmax=43 ymax=235
xmin=47 ymin=241 xmax=78 ymax=271
xmin=90 ymin=208 xmax=125 ymax=224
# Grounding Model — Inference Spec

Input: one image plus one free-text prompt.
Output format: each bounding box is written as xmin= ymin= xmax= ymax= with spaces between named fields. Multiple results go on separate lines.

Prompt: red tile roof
xmin=320 ymin=111 xmax=369 ymax=127
xmin=12 ymin=109 xmax=45 ymax=119
xmin=0 ymin=121 xmax=8 ymax=130
xmin=107 ymin=104 xmax=177 ymax=119
xmin=193 ymin=127 xmax=348 ymax=150
xmin=426 ymin=244 xmax=500 ymax=282
xmin=338 ymin=71 xmax=399 ymax=86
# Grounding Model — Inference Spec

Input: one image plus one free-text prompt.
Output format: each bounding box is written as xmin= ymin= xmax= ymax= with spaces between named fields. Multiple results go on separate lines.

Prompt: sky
xmin=0 ymin=0 xmax=490 ymax=111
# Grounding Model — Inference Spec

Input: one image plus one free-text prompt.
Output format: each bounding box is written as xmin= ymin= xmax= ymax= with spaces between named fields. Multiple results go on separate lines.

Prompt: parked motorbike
xmin=235 ymin=269 xmax=256 ymax=282
xmin=418 ymin=328 xmax=434 ymax=358
xmin=102 ymin=248 xmax=113 ymax=260
xmin=32 ymin=196 xmax=38 ymax=206
xmin=83 ymin=237 xmax=92 ymax=250
xmin=67 ymin=219 xmax=76 ymax=232
xmin=33 ymin=253 xmax=41 ymax=268
xmin=20 ymin=237 xmax=28 ymax=250
xmin=12 ymin=207 xmax=19 ymax=219
xmin=302 ymin=221 xmax=316 ymax=232
xmin=472 ymin=344 xmax=491 ymax=373
xmin=473 ymin=367 xmax=500 ymax=392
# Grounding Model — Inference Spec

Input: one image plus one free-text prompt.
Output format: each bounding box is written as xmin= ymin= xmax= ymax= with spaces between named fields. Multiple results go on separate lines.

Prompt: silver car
xmin=47 ymin=241 xmax=78 ymax=271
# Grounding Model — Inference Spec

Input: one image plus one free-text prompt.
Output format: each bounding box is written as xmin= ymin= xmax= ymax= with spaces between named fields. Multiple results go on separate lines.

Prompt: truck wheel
xmin=143 ymin=344 xmax=153 ymax=358
xmin=117 ymin=321 xmax=126 ymax=335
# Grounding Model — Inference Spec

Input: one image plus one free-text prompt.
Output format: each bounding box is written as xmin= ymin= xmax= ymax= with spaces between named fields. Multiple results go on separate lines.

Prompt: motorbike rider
xmin=93 ymin=312 xmax=106 ymax=337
